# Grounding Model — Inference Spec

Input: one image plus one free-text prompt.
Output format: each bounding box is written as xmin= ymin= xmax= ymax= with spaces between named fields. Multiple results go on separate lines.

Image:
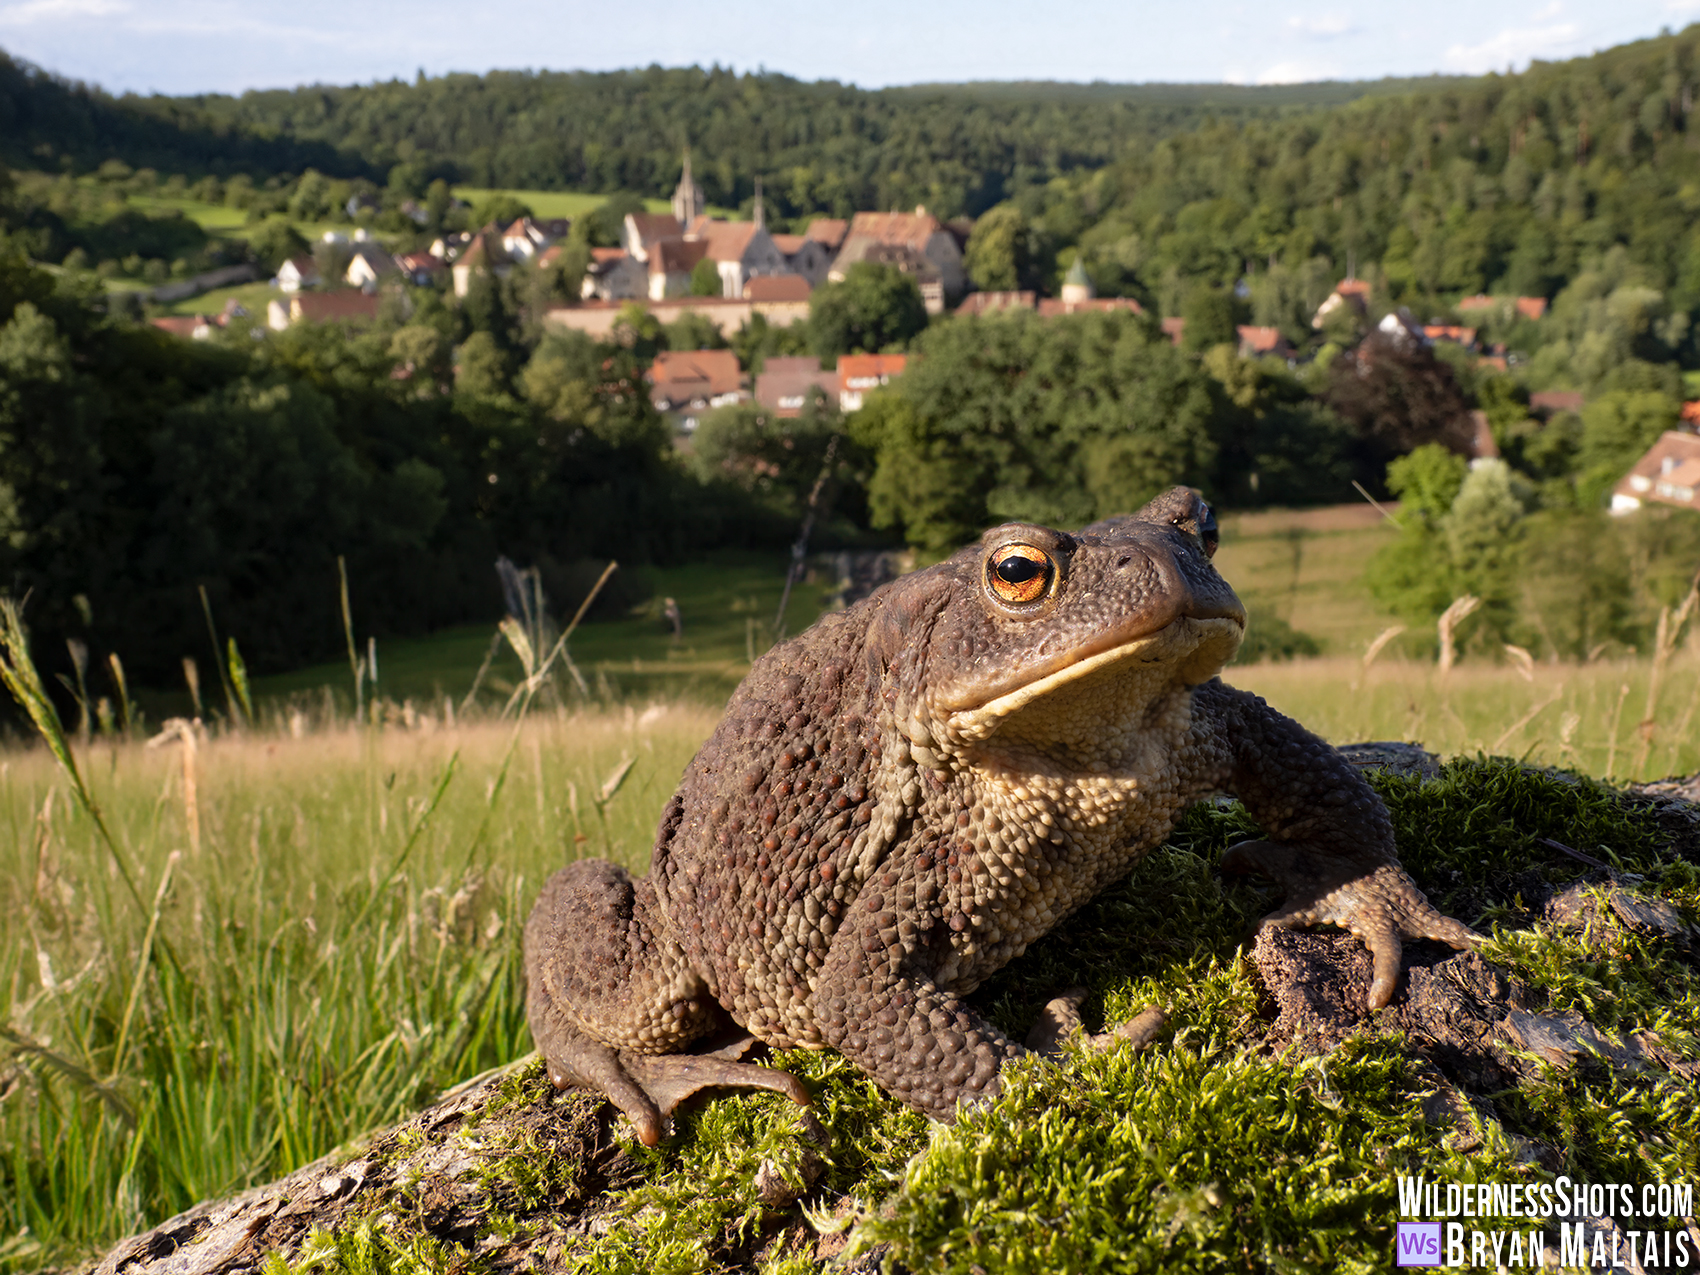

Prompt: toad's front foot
xmin=1221 ymin=839 xmax=1479 ymax=1009
xmin=537 ymin=1020 xmax=810 ymax=1147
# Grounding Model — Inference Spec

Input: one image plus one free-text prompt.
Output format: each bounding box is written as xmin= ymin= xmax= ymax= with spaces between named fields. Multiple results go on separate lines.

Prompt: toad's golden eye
xmin=987 ymin=544 xmax=1054 ymax=605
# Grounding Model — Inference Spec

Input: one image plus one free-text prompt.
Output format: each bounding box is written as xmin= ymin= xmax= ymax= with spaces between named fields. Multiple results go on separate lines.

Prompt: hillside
xmin=0 ymin=53 xmax=1485 ymax=220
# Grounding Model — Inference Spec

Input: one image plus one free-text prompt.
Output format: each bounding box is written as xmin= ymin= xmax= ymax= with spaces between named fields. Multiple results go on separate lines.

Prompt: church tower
xmin=1061 ymin=255 xmax=1095 ymax=304
xmin=672 ymin=152 xmax=704 ymax=227
xmin=752 ymin=177 xmax=765 ymax=230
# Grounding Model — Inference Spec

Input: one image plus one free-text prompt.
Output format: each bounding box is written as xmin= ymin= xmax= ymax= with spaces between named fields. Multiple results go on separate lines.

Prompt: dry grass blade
xmin=1435 ymin=594 xmax=1481 ymax=678
xmin=146 ymin=719 xmax=201 ymax=856
xmin=1352 ymin=624 xmax=1405 ymax=689
xmin=1503 ymin=644 xmax=1535 ymax=682
xmin=1490 ymin=685 xmax=1563 ymax=754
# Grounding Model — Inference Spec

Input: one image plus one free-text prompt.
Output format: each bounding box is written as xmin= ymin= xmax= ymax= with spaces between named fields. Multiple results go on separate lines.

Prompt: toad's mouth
xmin=940 ymin=612 xmax=1245 ymax=741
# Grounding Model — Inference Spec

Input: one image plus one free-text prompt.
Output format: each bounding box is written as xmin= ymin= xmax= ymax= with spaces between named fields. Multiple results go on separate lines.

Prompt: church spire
xmin=753 ymin=177 xmax=765 ymax=230
xmin=672 ymin=150 xmax=702 ymax=227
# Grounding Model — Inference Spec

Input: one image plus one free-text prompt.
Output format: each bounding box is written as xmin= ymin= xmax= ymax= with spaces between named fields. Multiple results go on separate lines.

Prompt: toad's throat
xmin=944 ymin=614 xmax=1244 ymax=743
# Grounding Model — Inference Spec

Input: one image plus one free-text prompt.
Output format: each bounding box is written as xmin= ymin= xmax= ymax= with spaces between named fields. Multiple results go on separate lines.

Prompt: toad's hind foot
xmin=1221 ymin=838 xmax=1479 ymax=1010
xmin=537 ymin=1021 xmax=810 ymax=1147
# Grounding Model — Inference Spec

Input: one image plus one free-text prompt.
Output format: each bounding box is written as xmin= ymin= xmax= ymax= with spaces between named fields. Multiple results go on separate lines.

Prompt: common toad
xmin=524 ymin=488 xmax=1474 ymax=1143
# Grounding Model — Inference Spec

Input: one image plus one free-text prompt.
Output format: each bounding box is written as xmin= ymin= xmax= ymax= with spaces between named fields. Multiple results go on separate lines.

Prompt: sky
xmin=0 ymin=0 xmax=1683 ymax=97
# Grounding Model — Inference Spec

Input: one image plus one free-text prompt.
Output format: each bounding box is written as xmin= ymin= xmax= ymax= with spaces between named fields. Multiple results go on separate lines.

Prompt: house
xmin=648 ymin=349 xmax=744 ymax=420
xmin=1160 ymin=316 xmax=1186 ymax=346
xmin=582 ymin=247 xmax=647 ymax=301
xmin=266 ymin=290 xmax=382 ymax=330
xmin=1236 ymin=325 xmax=1295 ymax=359
xmin=957 ymin=291 xmax=1036 ymax=316
xmin=150 ymin=314 xmax=215 ymax=340
xmin=1455 ymin=294 xmax=1549 ymax=322
xmin=1312 ymin=281 xmax=1370 ymax=329
xmin=623 ymin=212 xmax=685 ymax=262
xmin=499 ymin=216 xmax=559 ymax=262
xmin=1682 ymin=401 xmax=1700 ymax=426
xmin=688 ymin=218 xmax=789 ymax=298
xmin=275 ymin=256 xmax=320 ymax=293
xmin=430 ymin=232 xmax=470 ymax=260
xmin=831 ymin=239 xmax=946 ymax=313
xmin=804 ymin=219 xmax=849 ymax=256
xmin=755 ymin=355 xmax=838 ymax=417
xmin=1422 ymin=324 xmax=1477 ymax=349
xmin=395 ymin=251 xmax=447 ymax=287
xmin=743 ymin=274 xmax=811 ymax=303
xmin=1035 ymin=296 xmax=1144 ymax=318
xmin=837 ymin=353 xmax=908 ymax=411
xmin=345 ymin=246 xmax=399 ymax=290
xmin=829 ymin=209 xmax=967 ymax=309
xmin=1515 ymin=297 xmax=1548 ymax=321
xmin=1611 ymin=431 xmax=1700 ymax=514
xmin=451 ymin=232 xmax=512 ymax=298
xmin=1377 ymin=309 xmax=1427 ymax=346
xmin=770 ymin=233 xmax=832 ymax=287
xmin=648 ymin=238 xmax=710 ymax=300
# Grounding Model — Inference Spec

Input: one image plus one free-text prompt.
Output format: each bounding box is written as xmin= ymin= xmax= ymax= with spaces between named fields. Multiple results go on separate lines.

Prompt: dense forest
xmin=0 ymin=52 xmax=1461 ymax=217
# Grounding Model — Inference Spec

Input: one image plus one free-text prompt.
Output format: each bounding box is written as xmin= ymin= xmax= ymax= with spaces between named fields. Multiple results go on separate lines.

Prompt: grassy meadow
xmin=3 ymin=510 xmax=1700 ymax=1270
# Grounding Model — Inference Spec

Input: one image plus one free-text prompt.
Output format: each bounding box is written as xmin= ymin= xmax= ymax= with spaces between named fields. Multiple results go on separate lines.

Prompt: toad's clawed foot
xmin=1025 ymin=987 xmax=1167 ymax=1056
xmin=1221 ymin=839 xmax=1479 ymax=1010
xmin=539 ymin=1025 xmax=810 ymax=1147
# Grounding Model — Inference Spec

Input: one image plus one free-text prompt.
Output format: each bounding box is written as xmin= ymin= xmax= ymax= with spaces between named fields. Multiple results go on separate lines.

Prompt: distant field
xmin=122 ymin=193 xmax=249 ymax=232
xmin=452 ymin=188 xmax=677 ymax=219
xmin=1216 ymin=502 xmax=1400 ymax=655
xmin=250 ymin=551 xmax=844 ymax=714
xmin=244 ymin=507 xmax=1405 ymax=717
xmin=154 ymin=279 xmax=278 ymax=318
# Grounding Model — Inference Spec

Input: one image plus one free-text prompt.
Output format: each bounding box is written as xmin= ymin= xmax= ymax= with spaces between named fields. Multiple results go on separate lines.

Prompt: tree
xmin=1180 ymin=288 xmax=1237 ymax=353
xmin=1323 ymin=332 xmax=1476 ymax=492
xmin=689 ymin=257 xmax=723 ymax=297
xmin=809 ymin=263 xmax=928 ymax=361
xmin=455 ymin=331 xmax=510 ymax=398
xmin=246 ymin=219 xmax=308 ymax=274
xmin=851 ymin=309 xmax=1223 ymax=551
xmin=1576 ymin=390 xmax=1680 ymax=505
xmin=963 ymin=202 xmax=1036 ymax=292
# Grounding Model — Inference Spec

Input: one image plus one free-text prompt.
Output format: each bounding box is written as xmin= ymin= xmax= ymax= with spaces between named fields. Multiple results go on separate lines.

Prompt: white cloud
xmin=1286 ymin=13 xmax=1355 ymax=37
xmin=1255 ymin=59 xmax=1339 ymax=84
xmin=1444 ymin=21 xmax=1583 ymax=72
xmin=0 ymin=0 xmax=126 ymax=26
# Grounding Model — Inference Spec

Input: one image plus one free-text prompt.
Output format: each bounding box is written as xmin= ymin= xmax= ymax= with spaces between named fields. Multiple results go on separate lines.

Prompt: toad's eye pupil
xmin=996 ymin=557 xmax=1042 ymax=584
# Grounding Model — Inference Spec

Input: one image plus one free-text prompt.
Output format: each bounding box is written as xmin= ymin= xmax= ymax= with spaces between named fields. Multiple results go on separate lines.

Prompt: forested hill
xmin=0 ymin=52 xmax=1468 ymax=218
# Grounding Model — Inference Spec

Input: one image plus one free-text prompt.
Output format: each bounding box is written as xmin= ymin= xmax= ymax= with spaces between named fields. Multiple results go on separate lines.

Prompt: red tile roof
xmin=1236 ymin=325 xmax=1286 ymax=353
xmin=957 ymin=291 xmax=1036 ymax=315
xmin=1336 ymin=279 xmax=1371 ymax=297
xmin=590 ymin=247 xmax=628 ymax=263
xmin=838 ymin=353 xmax=908 ymax=391
xmin=744 ymin=274 xmax=811 ymax=301
xmin=293 ymin=291 xmax=381 ymax=323
xmin=149 ymin=315 xmax=208 ymax=337
xmin=1456 ymin=294 xmax=1495 ymax=312
xmin=1160 ymin=316 xmax=1186 ymax=345
xmin=627 ymin=212 xmax=684 ymax=247
xmin=1035 ymin=296 xmax=1144 ymax=318
xmin=847 ymin=211 xmax=942 ymax=253
xmin=805 ymin=219 xmax=848 ymax=251
xmin=649 ymin=348 xmax=742 ymax=400
xmin=1515 ymin=297 xmax=1548 ymax=321
xmin=651 ymin=238 xmax=710 ymax=274
xmin=693 ymin=220 xmax=761 ymax=262
xmin=770 ymin=233 xmax=805 ymax=254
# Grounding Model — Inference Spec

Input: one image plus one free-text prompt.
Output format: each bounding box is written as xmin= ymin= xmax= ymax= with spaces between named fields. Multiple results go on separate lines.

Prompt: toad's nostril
xmin=1115 ymin=556 xmax=1132 ymax=569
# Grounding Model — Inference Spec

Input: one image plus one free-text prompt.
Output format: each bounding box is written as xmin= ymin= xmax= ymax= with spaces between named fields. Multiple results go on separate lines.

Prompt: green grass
xmin=252 ymin=552 xmax=844 ymax=713
xmin=451 ymin=189 xmax=711 ymax=220
xmin=121 ymin=194 xmax=251 ymax=234
xmin=153 ymin=279 xmax=280 ymax=318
